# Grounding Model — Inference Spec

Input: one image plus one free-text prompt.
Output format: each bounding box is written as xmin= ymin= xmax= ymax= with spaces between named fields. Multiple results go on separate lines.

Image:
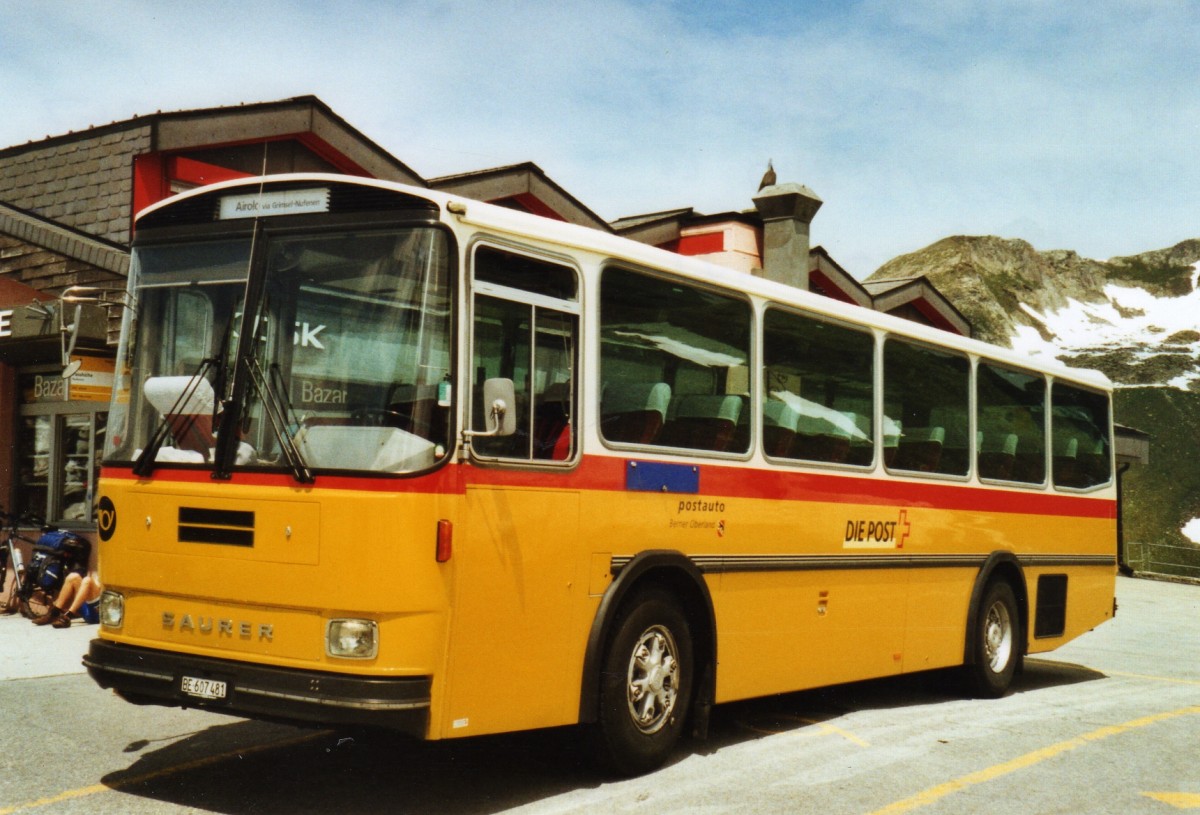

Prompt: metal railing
xmin=1124 ymin=539 xmax=1200 ymax=581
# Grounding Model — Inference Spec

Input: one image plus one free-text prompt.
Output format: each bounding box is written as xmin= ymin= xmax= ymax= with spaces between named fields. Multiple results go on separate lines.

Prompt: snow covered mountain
xmin=867 ymin=236 xmax=1200 ymax=577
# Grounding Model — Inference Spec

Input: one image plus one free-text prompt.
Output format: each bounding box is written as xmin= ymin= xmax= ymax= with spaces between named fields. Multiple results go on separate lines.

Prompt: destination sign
xmin=218 ymin=188 xmax=330 ymax=220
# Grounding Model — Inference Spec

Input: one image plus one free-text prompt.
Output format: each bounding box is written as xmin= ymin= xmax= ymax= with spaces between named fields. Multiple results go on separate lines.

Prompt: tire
xmin=594 ymin=589 xmax=694 ymax=776
xmin=19 ymin=581 xmax=52 ymax=620
xmin=964 ymin=580 xmax=1020 ymax=698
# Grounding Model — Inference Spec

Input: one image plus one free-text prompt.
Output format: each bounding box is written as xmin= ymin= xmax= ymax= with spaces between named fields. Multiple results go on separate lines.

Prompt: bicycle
xmin=0 ymin=510 xmax=53 ymax=619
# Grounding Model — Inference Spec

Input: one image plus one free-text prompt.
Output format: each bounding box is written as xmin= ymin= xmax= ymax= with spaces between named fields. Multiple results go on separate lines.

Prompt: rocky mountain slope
xmin=867 ymin=236 xmax=1200 ymax=576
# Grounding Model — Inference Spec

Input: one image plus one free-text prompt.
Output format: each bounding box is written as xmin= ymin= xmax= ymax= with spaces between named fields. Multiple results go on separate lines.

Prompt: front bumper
xmin=85 ymin=639 xmax=430 ymax=736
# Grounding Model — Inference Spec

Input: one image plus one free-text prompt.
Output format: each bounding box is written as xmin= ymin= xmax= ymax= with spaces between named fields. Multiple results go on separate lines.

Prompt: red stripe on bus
xmin=103 ymin=457 xmax=1114 ymax=520
xmin=99 ymin=465 xmax=460 ymax=493
xmin=460 ymin=457 xmax=1115 ymax=520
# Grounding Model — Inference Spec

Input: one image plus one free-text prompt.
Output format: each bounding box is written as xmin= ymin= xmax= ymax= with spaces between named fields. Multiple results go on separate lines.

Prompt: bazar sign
xmin=23 ymin=356 xmax=114 ymax=404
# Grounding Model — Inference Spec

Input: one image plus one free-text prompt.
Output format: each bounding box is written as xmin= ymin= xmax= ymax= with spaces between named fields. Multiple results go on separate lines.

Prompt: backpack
xmin=27 ymin=530 xmax=90 ymax=595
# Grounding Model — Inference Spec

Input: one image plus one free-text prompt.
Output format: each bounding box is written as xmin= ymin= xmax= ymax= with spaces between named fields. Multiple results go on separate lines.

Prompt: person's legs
xmin=55 ymin=572 xmax=82 ymax=609
xmin=32 ymin=572 xmax=82 ymax=626
xmin=66 ymin=574 xmax=100 ymax=614
xmin=52 ymin=572 xmax=101 ymax=628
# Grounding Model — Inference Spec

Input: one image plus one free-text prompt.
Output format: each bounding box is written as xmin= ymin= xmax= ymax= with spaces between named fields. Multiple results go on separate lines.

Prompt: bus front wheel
xmin=965 ymin=580 xmax=1020 ymax=698
xmin=594 ymin=589 xmax=693 ymax=776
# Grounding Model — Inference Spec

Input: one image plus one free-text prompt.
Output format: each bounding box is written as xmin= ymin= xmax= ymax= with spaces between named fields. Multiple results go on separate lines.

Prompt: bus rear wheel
xmin=595 ymin=589 xmax=693 ymax=776
xmin=965 ymin=580 xmax=1020 ymax=698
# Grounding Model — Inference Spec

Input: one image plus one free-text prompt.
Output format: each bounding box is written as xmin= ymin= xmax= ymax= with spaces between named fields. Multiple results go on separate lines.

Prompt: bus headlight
xmin=326 ymin=618 xmax=378 ymax=659
xmin=99 ymin=590 xmax=124 ymax=628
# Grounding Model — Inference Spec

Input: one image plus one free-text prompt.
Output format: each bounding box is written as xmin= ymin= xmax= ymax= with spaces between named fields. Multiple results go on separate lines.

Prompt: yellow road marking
xmin=1105 ymin=670 xmax=1200 ymax=688
xmin=798 ymin=717 xmax=872 ymax=748
xmin=738 ymin=713 xmax=870 ymax=747
xmin=866 ymin=706 xmax=1200 ymax=815
xmin=1143 ymin=792 xmax=1200 ymax=809
xmin=0 ymin=730 xmax=329 ymax=815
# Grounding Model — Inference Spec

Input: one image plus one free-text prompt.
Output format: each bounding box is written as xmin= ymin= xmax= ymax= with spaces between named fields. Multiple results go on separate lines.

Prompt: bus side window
xmin=1051 ymin=383 xmax=1111 ymax=489
xmin=599 ymin=266 xmax=751 ymax=454
xmin=470 ymin=246 xmax=578 ymax=464
xmin=531 ymin=311 xmax=576 ymax=460
xmin=884 ymin=339 xmax=970 ymax=476
xmin=762 ymin=307 xmax=874 ymax=466
xmin=977 ymin=363 xmax=1046 ymax=484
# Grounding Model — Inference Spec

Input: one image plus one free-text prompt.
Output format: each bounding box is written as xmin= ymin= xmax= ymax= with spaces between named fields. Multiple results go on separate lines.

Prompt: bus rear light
xmin=326 ymin=619 xmax=378 ymax=659
xmin=436 ymin=519 xmax=453 ymax=563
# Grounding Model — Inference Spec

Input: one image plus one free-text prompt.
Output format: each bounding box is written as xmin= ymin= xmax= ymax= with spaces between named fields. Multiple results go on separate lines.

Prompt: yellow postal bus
xmin=86 ymin=175 xmax=1116 ymax=775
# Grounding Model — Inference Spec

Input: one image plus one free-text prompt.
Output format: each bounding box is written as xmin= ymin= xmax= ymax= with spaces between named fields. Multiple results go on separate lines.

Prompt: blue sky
xmin=1 ymin=0 xmax=1198 ymax=276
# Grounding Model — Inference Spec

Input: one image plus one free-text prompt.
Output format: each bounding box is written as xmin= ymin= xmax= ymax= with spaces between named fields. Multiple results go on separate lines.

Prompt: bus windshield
xmin=104 ymin=226 xmax=453 ymax=476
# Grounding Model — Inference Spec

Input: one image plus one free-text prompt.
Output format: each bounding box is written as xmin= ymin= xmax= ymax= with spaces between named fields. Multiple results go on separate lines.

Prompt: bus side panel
xmin=900 ymin=504 xmax=1030 ymax=674
xmin=903 ymin=509 xmax=1117 ymax=667
xmin=713 ymin=569 xmax=908 ymax=702
xmin=593 ymin=486 xmax=911 ymax=704
xmin=712 ymin=490 xmax=913 ymax=701
xmin=903 ymin=567 xmax=973 ymax=672
xmin=1025 ymin=563 xmax=1117 ymax=655
xmin=439 ymin=485 xmax=591 ymax=737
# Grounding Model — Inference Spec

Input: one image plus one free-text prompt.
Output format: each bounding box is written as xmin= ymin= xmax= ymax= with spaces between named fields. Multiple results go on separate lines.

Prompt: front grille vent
xmin=178 ymin=507 xmax=255 ymax=547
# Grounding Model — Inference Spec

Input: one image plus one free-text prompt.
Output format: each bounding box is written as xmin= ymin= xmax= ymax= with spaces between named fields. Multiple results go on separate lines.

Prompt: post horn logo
xmin=97 ymin=496 xmax=117 ymax=542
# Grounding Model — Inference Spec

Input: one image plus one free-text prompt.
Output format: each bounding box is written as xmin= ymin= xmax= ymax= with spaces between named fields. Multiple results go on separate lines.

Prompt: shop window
xmin=17 ymin=369 xmax=107 ymax=526
xmin=17 ymin=416 xmax=50 ymax=520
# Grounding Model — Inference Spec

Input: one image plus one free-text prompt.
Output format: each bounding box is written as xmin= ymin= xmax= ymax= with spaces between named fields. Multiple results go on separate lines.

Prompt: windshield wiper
xmin=213 ymin=221 xmax=267 ymax=481
xmin=244 ymin=356 xmax=314 ymax=484
xmin=131 ymin=357 xmax=218 ymax=478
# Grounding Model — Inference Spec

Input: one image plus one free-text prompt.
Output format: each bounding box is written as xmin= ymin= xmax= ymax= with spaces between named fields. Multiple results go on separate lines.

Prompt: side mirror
xmin=464 ymin=378 xmax=516 ymax=439
xmin=61 ymin=303 xmax=82 ymax=374
xmin=480 ymin=377 xmax=516 ymax=436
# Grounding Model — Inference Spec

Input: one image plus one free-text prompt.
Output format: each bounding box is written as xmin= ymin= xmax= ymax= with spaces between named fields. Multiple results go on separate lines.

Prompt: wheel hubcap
xmin=626 ymin=624 xmax=680 ymax=734
xmin=984 ymin=600 xmax=1013 ymax=672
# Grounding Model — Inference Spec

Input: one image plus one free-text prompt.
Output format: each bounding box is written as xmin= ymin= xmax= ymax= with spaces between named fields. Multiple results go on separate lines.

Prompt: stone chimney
xmin=752 ymin=182 xmax=823 ymax=289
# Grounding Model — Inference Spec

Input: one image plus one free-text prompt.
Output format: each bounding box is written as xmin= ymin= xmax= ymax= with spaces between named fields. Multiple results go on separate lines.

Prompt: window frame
xmin=760 ymin=303 xmax=877 ymax=471
xmin=881 ymin=334 xmax=972 ymax=481
xmin=974 ymin=359 xmax=1049 ymax=488
xmin=466 ymin=240 xmax=581 ymax=469
xmin=596 ymin=263 xmax=755 ymax=461
xmin=1049 ymin=379 xmax=1113 ymax=493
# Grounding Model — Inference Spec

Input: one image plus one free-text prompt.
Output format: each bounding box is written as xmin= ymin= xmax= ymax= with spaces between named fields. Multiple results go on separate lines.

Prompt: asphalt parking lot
xmin=0 ymin=574 xmax=1196 ymax=814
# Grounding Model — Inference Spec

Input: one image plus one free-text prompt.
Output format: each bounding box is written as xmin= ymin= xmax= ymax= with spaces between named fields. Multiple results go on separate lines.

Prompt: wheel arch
xmin=963 ymin=551 xmax=1029 ymax=665
xmin=578 ymin=549 xmax=716 ymax=732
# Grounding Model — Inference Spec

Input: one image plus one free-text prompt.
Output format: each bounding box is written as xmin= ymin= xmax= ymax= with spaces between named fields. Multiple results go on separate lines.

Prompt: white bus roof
xmin=140 ymin=173 xmax=1112 ymax=392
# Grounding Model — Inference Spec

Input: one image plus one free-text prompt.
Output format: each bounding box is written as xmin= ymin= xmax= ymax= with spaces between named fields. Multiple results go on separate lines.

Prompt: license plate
xmin=181 ymin=675 xmax=228 ymax=700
